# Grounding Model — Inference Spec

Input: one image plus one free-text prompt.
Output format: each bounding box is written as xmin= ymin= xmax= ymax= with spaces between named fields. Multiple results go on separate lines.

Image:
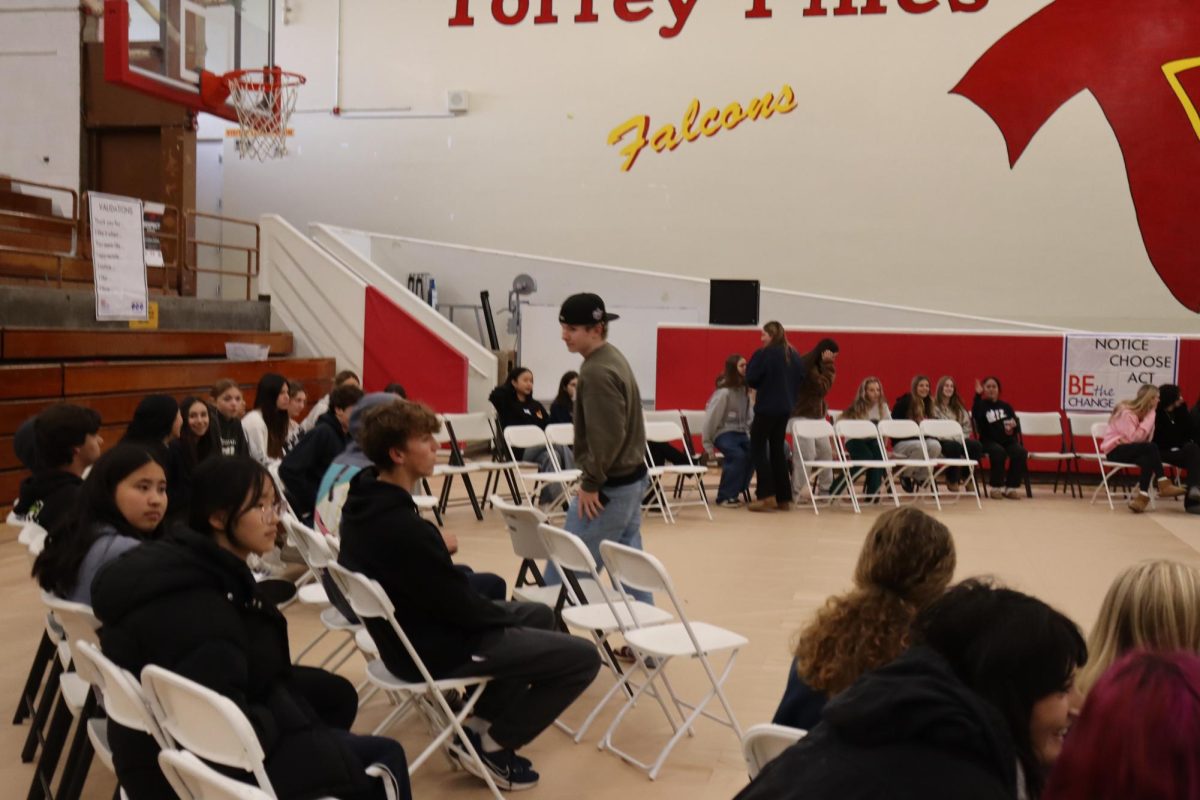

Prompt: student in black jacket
xmin=971 ymin=376 xmax=1028 ymax=499
xmin=210 ymin=379 xmax=251 ymax=457
xmin=279 ymin=383 xmax=364 ymax=521
xmin=338 ymin=401 xmax=600 ymax=792
xmin=165 ymin=395 xmax=222 ymax=522
xmin=1153 ymin=384 xmax=1200 ymax=511
xmin=746 ymin=321 xmax=805 ymax=512
xmin=13 ymin=404 xmax=103 ymax=532
xmin=92 ymin=456 xmax=410 ymax=800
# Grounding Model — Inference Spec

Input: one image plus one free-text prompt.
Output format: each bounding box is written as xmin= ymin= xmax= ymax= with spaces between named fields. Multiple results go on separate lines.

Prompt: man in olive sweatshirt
xmin=545 ymin=293 xmax=653 ymax=603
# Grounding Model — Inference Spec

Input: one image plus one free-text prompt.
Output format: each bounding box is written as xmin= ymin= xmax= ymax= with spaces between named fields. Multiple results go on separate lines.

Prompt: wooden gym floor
xmin=2 ymin=488 xmax=1197 ymax=799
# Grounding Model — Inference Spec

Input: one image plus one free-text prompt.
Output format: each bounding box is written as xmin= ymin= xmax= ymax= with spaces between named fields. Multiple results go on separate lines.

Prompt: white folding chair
xmin=834 ymin=419 xmax=899 ymax=507
xmin=158 ymin=749 xmax=273 ymax=800
xmin=1067 ymin=412 xmax=1113 ymax=498
xmin=280 ymin=516 xmax=361 ymax=670
xmin=877 ymin=419 xmax=942 ymax=509
xmin=643 ymin=410 xmax=684 ymax=425
xmin=13 ymin=523 xmax=55 ymax=738
xmin=444 ymin=411 xmax=522 ymax=516
xmin=538 ymin=523 xmax=675 ymax=742
xmin=919 ymin=419 xmax=983 ymax=509
xmin=677 ymin=410 xmax=708 ymax=461
xmin=789 ymin=418 xmax=863 ymax=514
xmin=503 ymin=425 xmax=582 ymax=509
xmin=1088 ymin=421 xmax=1143 ymax=509
xmin=323 ymin=562 xmax=502 ymax=799
xmin=741 ymin=722 xmax=807 ymax=779
xmin=598 ymin=541 xmax=746 ymax=780
xmin=1016 ymin=411 xmax=1077 ymax=497
xmin=827 ymin=409 xmax=843 ymax=423
xmin=431 ymin=415 xmax=485 ymax=520
xmin=643 ymin=420 xmax=712 ymax=522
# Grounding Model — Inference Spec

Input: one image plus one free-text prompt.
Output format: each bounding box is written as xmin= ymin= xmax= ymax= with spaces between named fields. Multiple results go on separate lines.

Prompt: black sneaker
xmin=450 ymin=727 xmax=536 ymax=788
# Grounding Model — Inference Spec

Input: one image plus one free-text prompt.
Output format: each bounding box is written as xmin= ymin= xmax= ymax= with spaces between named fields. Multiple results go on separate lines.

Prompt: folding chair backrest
xmin=537 ymin=523 xmax=599 ymax=576
xmin=679 ymin=409 xmax=706 ymax=436
xmin=1090 ymin=422 xmax=1109 ymax=454
xmin=835 ymin=419 xmax=880 ymax=441
xmin=599 ymin=541 xmax=672 ymax=597
xmin=877 ymin=419 xmax=921 ymax=441
xmin=158 ymin=749 xmax=274 ymax=800
xmin=790 ymin=418 xmax=835 ymax=441
xmin=643 ymin=420 xmax=686 ymax=444
xmin=643 ymin=410 xmax=682 ymax=426
xmin=919 ymin=418 xmax=965 ymax=440
xmin=492 ymin=495 xmax=550 ymax=560
xmin=141 ymin=666 xmax=271 ymax=791
xmin=42 ymin=594 xmax=102 ymax=686
xmin=1015 ymin=411 xmax=1065 ymax=438
xmin=544 ymin=423 xmax=574 ymax=448
xmin=282 ymin=515 xmax=334 ymax=570
xmin=444 ymin=412 xmax=496 ymax=444
xmin=742 ymin=723 xmax=807 ymax=779
xmin=504 ymin=424 xmax=549 ymax=451
xmin=1067 ymin=413 xmax=1108 ymax=440
xmin=434 ymin=416 xmax=452 ymax=446
xmin=73 ymin=641 xmax=171 ymax=748
xmin=827 ymin=409 xmax=843 ymax=423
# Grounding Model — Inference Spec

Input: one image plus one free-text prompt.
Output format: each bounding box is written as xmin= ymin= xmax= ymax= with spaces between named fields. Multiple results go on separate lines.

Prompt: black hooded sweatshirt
xmin=278 ymin=408 xmax=350 ymax=518
xmin=91 ymin=528 xmax=374 ymax=800
xmin=13 ymin=469 xmax=83 ymax=532
xmin=338 ymin=469 xmax=521 ymax=680
xmin=735 ymin=647 xmax=1018 ymax=800
xmin=214 ymin=411 xmax=251 ymax=457
xmin=972 ymin=394 xmax=1020 ymax=447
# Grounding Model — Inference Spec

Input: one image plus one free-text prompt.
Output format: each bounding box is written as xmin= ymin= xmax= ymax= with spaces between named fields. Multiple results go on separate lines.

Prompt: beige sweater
xmin=574 ymin=342 xmax=647 ymax=492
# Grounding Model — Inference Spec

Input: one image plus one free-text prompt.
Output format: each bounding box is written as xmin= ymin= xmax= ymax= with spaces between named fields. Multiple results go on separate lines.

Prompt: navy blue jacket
xmin=746 ymin=345 xmax=804 ymax=417
xmin=772 ymin=659 xmax=829 ymax=731
xmin=279 ymin=409 xmax=350 ymax=519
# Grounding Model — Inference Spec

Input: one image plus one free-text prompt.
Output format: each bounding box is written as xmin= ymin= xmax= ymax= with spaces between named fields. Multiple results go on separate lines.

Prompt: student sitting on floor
xmin=337 ymin=401 xmax=600 ymax=791
xmin=13 ymin=403 xmax=103 ymax=532
xmin=279 ymin=383 xmax=364 ymax=522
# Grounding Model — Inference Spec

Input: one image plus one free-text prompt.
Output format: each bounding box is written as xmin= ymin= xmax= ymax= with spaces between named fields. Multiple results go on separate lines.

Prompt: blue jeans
xmin=714 ymin=431 xmax=752 ymax=502
xmin=543 ymin=476 xmax=653 ymax=604
xmin=523 ymin=444 xmax=575 ymax=504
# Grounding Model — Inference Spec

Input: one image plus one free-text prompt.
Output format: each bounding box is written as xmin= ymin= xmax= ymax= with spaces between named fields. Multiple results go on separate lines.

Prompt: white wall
xmin=217 ymin=0 xmax=1200 ymax=334
xmin=0 ymin=1 xmax=81 ymax=206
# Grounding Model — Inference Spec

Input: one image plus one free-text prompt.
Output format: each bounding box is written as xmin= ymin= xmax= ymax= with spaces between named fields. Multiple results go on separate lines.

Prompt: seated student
xmin=790 ymin=339 xmax=839 ymax=499
xmin=1043 ymin=651 xmax=1200 ymax=800
xmin=549 ymin=371 xmax=578 ymax=424
xmin=838 ymin=377 xmax=890 ymax=497
xmin=891 ymin=375 xmax=944 ymax=460
xmin=1101 ymin=385 xmax=1187 ymax=513
xmin=32 ymin=444 xmax=165 ymax=605
xmin=740 ymin=579 xmax=1087 ymax=800
xmin=210 ymin=379 xmax=250 ymax=457
xmin=13 ymin=404 xmax=103 ymax=532
xmin=166 ymin=396 xmax=222 ymax=521
xmin=92 ymin=456 xmax=411 ymax=800
xmin=772 ymin=507 xmax=955 ymax=729
xmin=702 ymin=354 xmax=753 ymax=508
xmin=121 ymin=394 xmax=182 ymax=457
xmin=287 ymin=379 xmax=308 ymax=424
xmin=931 ymin=376 xmax=984 ymax=492
xmin=972 ymin=376 xmax=1028 ymax=499
xmin=1076 ymin=559 xmax=1200 ymax=696
xmin=1152 ymin=383 xmax=1200 ymax=512
xmin=383 ymin=383 xmax=407 ymax=398
xmin=242 ymin=373 xmax=299 ymax=467
xmin=489 ymin=366 xmax=575 ymax=502
xmin=337 ymin=401 xmax=600 ymax=791
xmin=302 ymin=370 xmax=361 ymax=433
xmin=279 ymin=384 xmax=364 ymax=522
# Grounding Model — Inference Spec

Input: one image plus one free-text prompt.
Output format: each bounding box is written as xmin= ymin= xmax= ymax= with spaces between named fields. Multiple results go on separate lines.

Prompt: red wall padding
xmin=362 ymin=286 xmax=468 ymax=412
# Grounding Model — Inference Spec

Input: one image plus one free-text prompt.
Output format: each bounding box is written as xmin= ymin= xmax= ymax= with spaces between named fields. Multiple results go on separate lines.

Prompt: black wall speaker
xmin=708 ymin=279 xmax=760 ymax=325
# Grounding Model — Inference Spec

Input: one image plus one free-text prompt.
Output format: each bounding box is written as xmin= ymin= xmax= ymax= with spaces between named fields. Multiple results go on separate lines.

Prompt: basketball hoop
xmin=210 ymin=67 xmax=305 ymax=161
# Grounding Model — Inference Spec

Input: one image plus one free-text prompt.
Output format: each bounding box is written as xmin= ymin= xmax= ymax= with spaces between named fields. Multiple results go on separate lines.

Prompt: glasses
xmin=255 ymin=502 xmax=284 ymax=522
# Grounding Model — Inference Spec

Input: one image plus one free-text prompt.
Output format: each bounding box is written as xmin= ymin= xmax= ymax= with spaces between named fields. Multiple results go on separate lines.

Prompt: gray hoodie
xmin=702 ymin=386 xmax=753 ymax=450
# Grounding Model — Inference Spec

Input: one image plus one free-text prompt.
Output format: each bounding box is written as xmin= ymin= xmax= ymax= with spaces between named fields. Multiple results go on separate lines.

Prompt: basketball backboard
xmin=102 ymin=0 xmax=274 ymax=121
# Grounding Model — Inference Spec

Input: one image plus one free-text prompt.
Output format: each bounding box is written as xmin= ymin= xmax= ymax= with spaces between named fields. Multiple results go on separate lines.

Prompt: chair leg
xmin=13 ymin=631 xmax=54 ymax=725
xmin=56 ymin=699 xmax=97 ymax=800
xmin=25 ymin=692 xmax=73 ymax=800
xmin=22 ymin=657 xmax=62 ymax=763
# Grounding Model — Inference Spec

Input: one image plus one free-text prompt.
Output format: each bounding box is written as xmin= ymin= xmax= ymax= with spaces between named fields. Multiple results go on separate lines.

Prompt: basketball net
xmin=222 ymin=67 xmax=305 ymax=161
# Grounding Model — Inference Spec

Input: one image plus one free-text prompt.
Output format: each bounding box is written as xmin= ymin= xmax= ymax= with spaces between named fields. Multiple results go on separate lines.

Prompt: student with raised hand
xmin=13 ymin=404 xmax=103 ymax=532
xmin=242 ymin=373 xmax=298 ymax=467
xmin=740 ymin=579 xmax=1087 ymax=800
xmin=1076 ymin=559 xmax=1200 ymax=696
xmin=210 ymin=379 xmax=250 ymax=457
xmin=92 ymin=455 xmax=412 ymax=800
xmin=166 ymin=396 xmax=223 ymax=520
xmin=549 ymin=370 xmax=578 ymax=424
xmin=31 ymin=444 xmax=165 ymax=606
xmin=1043 ymin=651 xmax=1200 ymax=800
xmin=972 ymin=376 xmax=1028 ymax=499
xmin=337 ymin=401 xmax=599 ymax=791
xmin=1152 ymin=383 xmax=1200 ymax=512
xmin=302 ymin=370 xmax=361 ymax=433
xmin=932 ymin=376 xmax=984 ymax=492
xmin=746 ymin=321 xmax=804 ymax=512
xmin=1101 ymin=384 xmax=1187 ymax=513
xmin=279 ymin=383 xmax=364 ymax=522
xmin=702 ymin=354 xmax=754 ymax=508
xmin=772 ymin=507 xmax=955 ymax=729
xmin=790 ymin=337 xmax=839 ymax=500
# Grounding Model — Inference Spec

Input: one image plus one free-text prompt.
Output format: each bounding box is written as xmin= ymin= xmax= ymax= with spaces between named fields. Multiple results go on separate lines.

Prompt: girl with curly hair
xmin=772 ymin=506 xmax=956 ymax=729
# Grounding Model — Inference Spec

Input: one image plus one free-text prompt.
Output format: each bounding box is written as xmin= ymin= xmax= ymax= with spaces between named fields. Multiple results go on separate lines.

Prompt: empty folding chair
xmin=919 ymin=419 xmax=983 ymax=509
xmin=432 ymin=416 xmax=484 ymax=520
xmin=877 ymin=420 xmax=942 ymax=508
xmin=503 ymin=425 xmax=581 ymax=509
xmin=789 ymin=418 xmax=863 ymax=514
xmin=538 ymin=523 xmax=675 ymax=742
xmin=1015 ymin=411 xmax=1077 ymax=497
xmin=1088 ymin=421 xmax=1143 ymax=509
xmin=677 ymin=410 xmax=708 ymax=462
xmin=323 ymin=562 xmax=501 ymax=799
xmin=444 ymin=412 xmax=521 ymax=517
xmin=741 ymin=722 xmax=807 ymax=779
xmin=643 ymin=420 xmax=712 ymax=522
xmin=281 ymin=516 xmax=363 ymax=669
xmin=598 ymin=540 xmax=746 ymax=780
xmin=1067 ymin=412 xmax=1113 ymax=497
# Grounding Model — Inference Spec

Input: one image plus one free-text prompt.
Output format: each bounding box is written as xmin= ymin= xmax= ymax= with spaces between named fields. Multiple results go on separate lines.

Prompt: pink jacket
xmin=1100 ymin=408 xmax=1155 ymax=453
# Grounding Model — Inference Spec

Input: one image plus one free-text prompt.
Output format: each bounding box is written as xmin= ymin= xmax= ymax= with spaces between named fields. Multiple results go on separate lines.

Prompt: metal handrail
xmin=183 ymin=210 xmax=261 ymax=300
xmin=0 ymin=176 xmax=80 ymax=260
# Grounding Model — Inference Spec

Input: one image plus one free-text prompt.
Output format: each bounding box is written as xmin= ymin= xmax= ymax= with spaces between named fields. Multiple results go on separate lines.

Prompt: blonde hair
xmin=844 ymin=376 xmax=887 ymax=421
xmin=1078 ymin=559 xmax=1200 ymax=694
xmin=933 ymin=375 xmax=967 ymax=418
xmin=1111 ymin=384 xmax=1159 ymax=421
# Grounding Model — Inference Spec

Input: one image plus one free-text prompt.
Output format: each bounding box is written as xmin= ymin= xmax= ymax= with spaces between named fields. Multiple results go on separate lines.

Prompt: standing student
xmin=31 ymin=444 xmax=166 ymax=606
xmin=746 ymin=321 xmax=804 ymax=512
xmin=545 ymin=293 xmax=652 ymax=603
xmin=166 ymin=396 xmax=222 ymax=519
xmin=703 ymin=354 xmax=754 ymax=507
xmin=549 ymin=371 xmax=578 ymax=424
xmin=1101 ymin=385 xmax=1187 ymax=513
xmin=242 ymin=373 xmax=298 ymax=467
xmin=210 ymin=379 xmax=250 ymax=457
xmin=13 ymin=404 xmax=103 ymax=533
xmin=839 ymin=377 xmax=890 ymax=497
xmin=790 ymin=338 xmax=839 ymax=500
xmin=932 ymin=376 xmax=984 ymax=492
xmin=1152 ymin=383 xmax=1200 ymax=512
xmin=972 ymin=376 xmax=1028 ymax=499
xmin=302 ymin=370 xmax=361 ymax=433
